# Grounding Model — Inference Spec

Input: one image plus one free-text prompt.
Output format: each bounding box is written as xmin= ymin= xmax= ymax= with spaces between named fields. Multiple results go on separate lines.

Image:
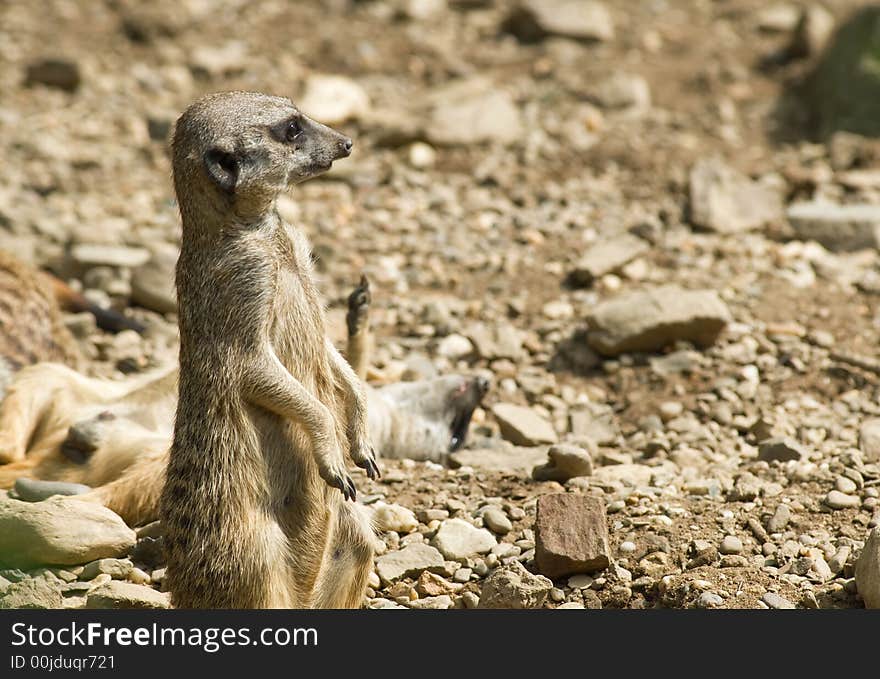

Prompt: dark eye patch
xmin=270 ymin=115 xmax=303 ymax=143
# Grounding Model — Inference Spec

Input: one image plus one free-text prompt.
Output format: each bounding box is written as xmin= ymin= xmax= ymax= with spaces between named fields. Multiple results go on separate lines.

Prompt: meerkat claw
xmin=354 ymin=444 xmax=381 ymax=480
xmin=331 ymin=473 xmax=357 ymax=501
xmin=357 ymin=459 xmax=379 ymax=480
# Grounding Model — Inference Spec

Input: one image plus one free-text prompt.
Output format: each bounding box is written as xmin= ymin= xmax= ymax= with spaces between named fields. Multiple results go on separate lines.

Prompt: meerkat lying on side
xmin=0 ymin=249 xmax=143 ymax=463
xmin=0 ymin=250 xmax=84 ymax=398
xmin=0 ymin=273 xmax=489 ymax=526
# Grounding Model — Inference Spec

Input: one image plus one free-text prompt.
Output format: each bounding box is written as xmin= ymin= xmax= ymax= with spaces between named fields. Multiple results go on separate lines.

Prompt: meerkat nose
xmin=342 ymin=138 xmax=353 ymax=156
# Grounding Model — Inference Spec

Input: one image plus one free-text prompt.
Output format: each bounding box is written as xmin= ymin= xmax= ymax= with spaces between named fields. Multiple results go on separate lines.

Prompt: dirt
xmin=1 ymin=0 xmax=880 ymax=609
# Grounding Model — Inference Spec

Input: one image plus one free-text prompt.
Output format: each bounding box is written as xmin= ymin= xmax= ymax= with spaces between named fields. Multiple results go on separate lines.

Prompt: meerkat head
xmin=171 ymin=91 xmax=352 ymax=221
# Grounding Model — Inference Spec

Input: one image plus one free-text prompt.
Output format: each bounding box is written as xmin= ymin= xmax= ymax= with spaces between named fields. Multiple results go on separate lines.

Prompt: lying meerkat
xmin=0 ymin=249 xmax=142 ymax=464
xmin=0 ymin=249 xmax=83 ymax=398
xmin=0 ymin=273 xmax=489 ymax=526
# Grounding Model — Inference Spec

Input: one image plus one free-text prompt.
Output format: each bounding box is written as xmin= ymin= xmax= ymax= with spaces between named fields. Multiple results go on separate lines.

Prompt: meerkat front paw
xmin=351 ymin=439 xmax=380 ymax=480
xmin=317 ymin=447 xmax=358 ymax=501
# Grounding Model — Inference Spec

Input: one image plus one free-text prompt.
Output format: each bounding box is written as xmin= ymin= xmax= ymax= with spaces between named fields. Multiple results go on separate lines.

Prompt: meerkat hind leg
xmin=311 ymin=502 xmax=374 ymax=608
xmin=345 ymin=275 xmax=372 ymax=382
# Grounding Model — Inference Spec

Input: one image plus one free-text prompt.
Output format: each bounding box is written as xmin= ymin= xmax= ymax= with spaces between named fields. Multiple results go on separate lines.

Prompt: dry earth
xmin=2 ymin=0 xmax=880 ymax=610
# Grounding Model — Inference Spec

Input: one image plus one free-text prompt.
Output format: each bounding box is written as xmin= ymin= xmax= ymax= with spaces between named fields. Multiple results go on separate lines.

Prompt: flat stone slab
xmin=568 ymin=233 xmax=650 ymax=286
xmin=587 ymin=286 xmax=731 ymax=356
xmin=786 ymin=202 xmax=880 ymax=251
xmin=375 ymin=543 xmax=445 ymax=584
xmin=492 ymin=403 xmax=558 ymax=446
xmin=449 ymin=443 xmax=550 ymax=476
xmin=0 ymin=497 xmax=136 ymax=569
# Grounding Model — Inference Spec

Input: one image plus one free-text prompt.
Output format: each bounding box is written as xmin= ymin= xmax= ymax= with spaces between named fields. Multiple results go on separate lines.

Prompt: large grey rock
xmin=855 ymin=527 xmax=880 ymax=608
xmin=0 ymin=497 xmax=136 ymax=568
xmin=478 ymin=560 xmax=553 ymax=609
xmin=431 ymin=518 xmax=497 ymax=560
xmin=492 ymin=403 xmax=558 ymax=446
xmin=587 ymin=286 xmax=731 ymax=356
xmin=86 ymin=581 xmax=170 ymax=609
xmin=860 ymin=418 xmax=880 ymax=463
xmin=0 ymin=575 xmax=63 ymax=609
xmin=569 ymin=408 xmax=618 ymax=444
xmin=131 ymin=242 xmax=178 ymax=314
xmin=428 ymin=80 xmax=523 ymax=146
xmin=535 ymin=494 xmax=611 ymax=578
xmin=375 ymin=543 xmax=445 ymax=584
xmin=568 ymin=233 xmax=649 ymax=286
xmin=786 ymin=203 xmax=880 ymax=251
xmin=503 ymin=1 xmax=614 ymax=43
xmin=689 ymin=158 xmax=782 ymax=233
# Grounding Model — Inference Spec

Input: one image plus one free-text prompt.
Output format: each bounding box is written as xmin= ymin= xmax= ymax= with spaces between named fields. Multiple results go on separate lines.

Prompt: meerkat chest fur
xmin=268 ymin=217 xmax=331 ymax=382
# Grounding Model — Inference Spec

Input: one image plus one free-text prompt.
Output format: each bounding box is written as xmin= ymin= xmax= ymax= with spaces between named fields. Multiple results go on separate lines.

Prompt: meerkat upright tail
xmin=345 ymin=274 xmax=372 ymax=381
xmin=84 ymin=449 xmax=169 ymax=527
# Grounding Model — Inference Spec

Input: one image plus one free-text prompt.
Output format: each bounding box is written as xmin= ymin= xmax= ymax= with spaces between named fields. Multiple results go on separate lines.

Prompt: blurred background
xmin=3 ymin=0 xmax=880 ymax=609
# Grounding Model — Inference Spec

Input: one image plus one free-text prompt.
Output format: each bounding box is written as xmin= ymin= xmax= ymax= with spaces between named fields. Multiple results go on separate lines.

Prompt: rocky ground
xmin=2 ymin=0 xmax=880 ymax=609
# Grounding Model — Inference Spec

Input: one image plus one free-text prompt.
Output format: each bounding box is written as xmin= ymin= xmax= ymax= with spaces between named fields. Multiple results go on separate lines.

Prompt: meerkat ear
xmin=203 ymin=147 xmax=239 ymax=193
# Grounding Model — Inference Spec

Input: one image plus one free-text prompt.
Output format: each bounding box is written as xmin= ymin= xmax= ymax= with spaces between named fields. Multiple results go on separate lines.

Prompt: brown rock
xmin=534 ymin=493 xmax=611 ymax=578
xmin=415 ymin=571 xmax=458 ymax=597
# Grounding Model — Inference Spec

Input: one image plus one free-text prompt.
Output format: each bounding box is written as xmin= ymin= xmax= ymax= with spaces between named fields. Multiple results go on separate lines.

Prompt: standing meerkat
xmin=160 ymin=91 xmax=379 ymax=609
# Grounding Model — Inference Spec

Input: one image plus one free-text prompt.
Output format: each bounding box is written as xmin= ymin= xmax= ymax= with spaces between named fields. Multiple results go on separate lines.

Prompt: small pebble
xmin=720 ymin=535 xmax=743 ymax=555
xmin=835 ymin=476 xmax=858 ymax=494
xmin=697 ymin=592 xmax=724 ymax=608
xmin=483 ymin=507 xmax=513 ymax=535
xmin=567 ymin=574 xmax=593 ymax=589
xmin=762 ymin=592 xmax=796 ymax=609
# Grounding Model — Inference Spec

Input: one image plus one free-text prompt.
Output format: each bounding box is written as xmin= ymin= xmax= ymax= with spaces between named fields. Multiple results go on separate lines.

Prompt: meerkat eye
xmin=286 ymin=119 xmax=303 ymax=142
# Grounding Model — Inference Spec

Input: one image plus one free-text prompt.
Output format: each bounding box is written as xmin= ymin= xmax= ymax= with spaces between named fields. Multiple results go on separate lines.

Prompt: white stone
xmin=431 ymin=518 xmax=497 ymax=560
